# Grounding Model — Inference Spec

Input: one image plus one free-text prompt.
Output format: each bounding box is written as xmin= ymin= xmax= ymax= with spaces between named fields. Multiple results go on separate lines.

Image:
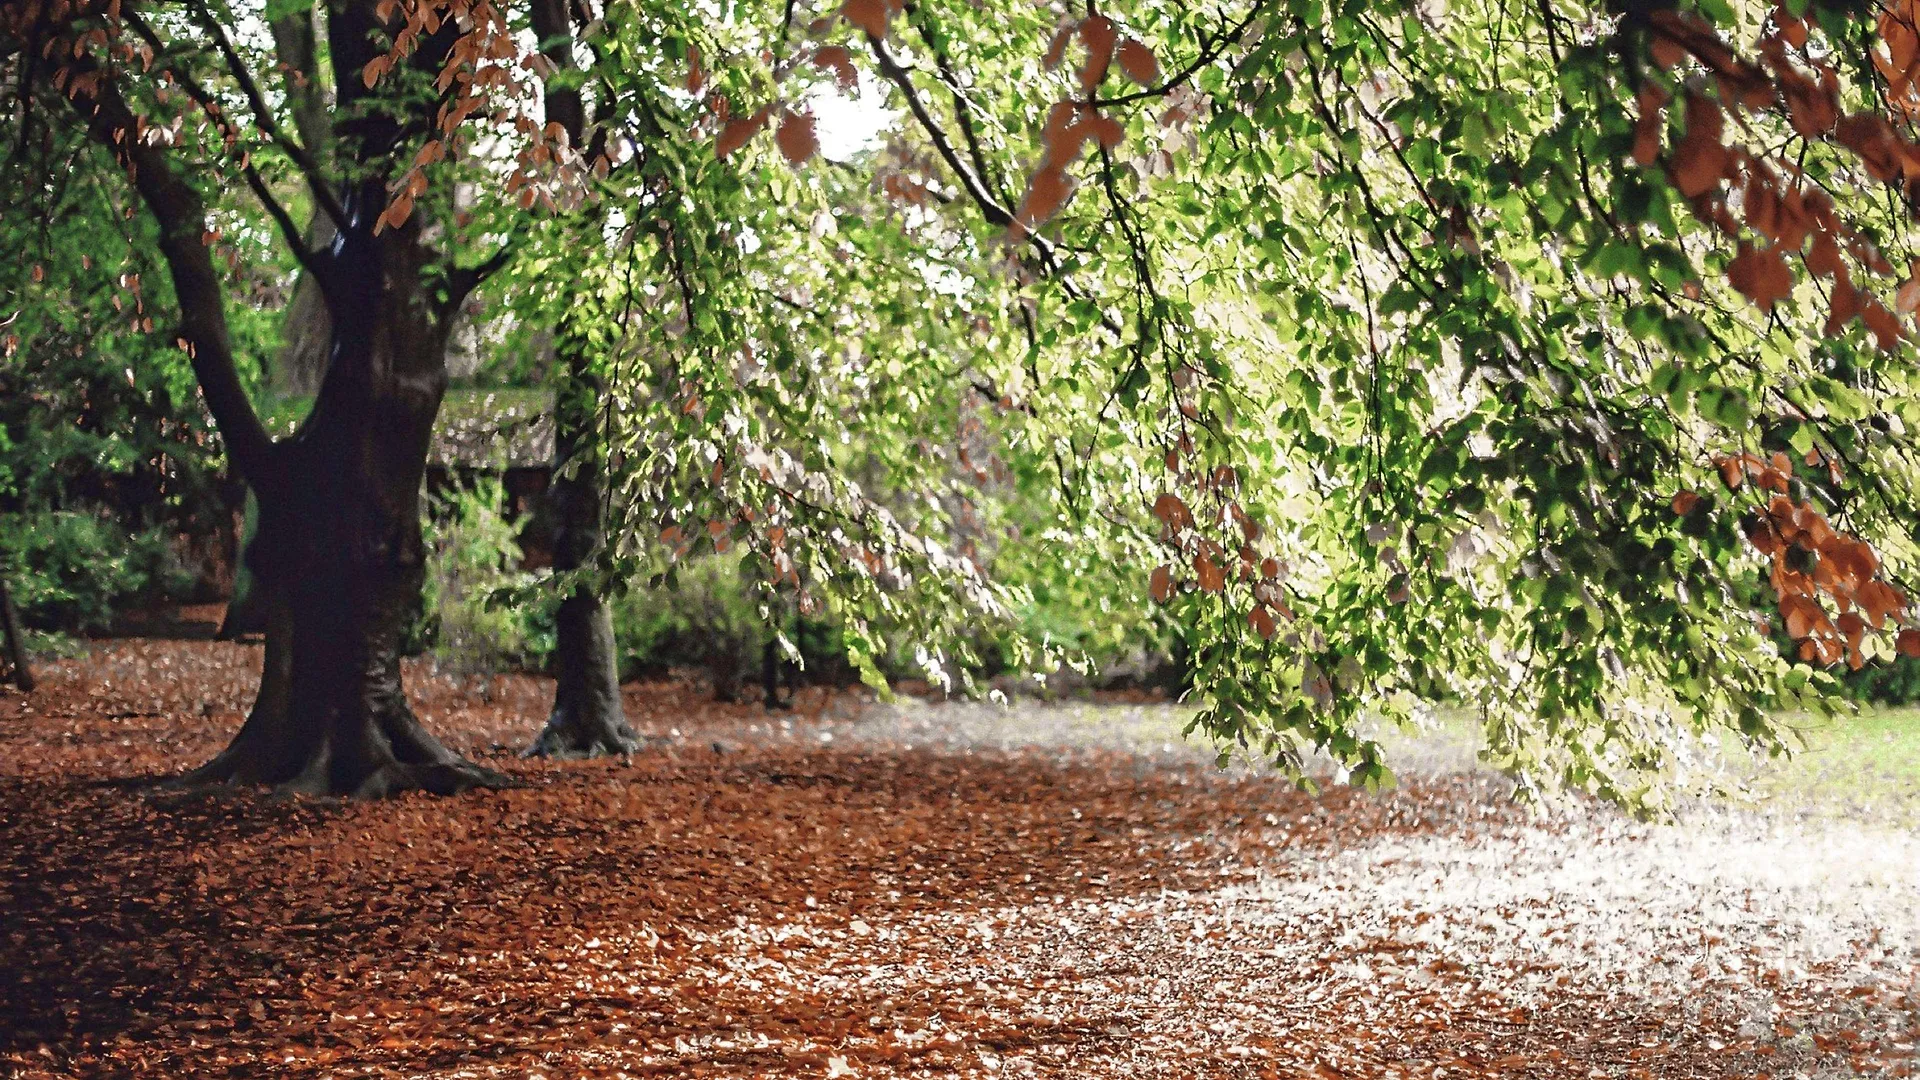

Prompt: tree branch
xmin=125 ymin=6 xmax=344 ymax=233
xmin=1090 ymin=1 xmax=1271 ymax=109
xmin=119 ymin=10 xmax=336 ymax=269
xmin=867 ymin=34 xmax=1014 ymax=228
xmin=65 ymin=67 xmax=278 ymax=483
xmin=182 ymin=0 xmax=345 ymax=230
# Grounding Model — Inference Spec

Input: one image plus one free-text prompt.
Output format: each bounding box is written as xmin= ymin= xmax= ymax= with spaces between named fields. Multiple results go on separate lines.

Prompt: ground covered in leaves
xmin=1 ymin=640 xmax=1915 ymax=1078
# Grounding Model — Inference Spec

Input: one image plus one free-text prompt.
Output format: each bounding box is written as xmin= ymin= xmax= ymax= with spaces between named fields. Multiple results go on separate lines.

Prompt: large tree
xmin=510 ymin=0 xmax=1920 ymax=811
xmin=4 ymin=0 xmax=514 ymax=794
xmin=11 ymin=0 xmax=1920 ymax=809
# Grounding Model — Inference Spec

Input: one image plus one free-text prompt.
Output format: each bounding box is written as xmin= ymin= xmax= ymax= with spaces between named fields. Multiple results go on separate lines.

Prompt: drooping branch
xmin=907 ymin=15 xmax=1008 ymax=206
xmin=1089 ymin=1 xmax=1272 ymax=109
xmin=866 ymin=33 xmax=1014 ymax=228
xmin=119 ymin=10 xmax=334 ymax=272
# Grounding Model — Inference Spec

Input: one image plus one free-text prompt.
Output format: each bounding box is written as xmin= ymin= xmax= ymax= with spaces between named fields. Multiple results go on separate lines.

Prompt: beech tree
xmin=3 ymin=0 xmax=522 ymax=794
xmin=511 ymin=0 xmax=1920 ymax=810
xmin=10 ymin=0 xmax=1920 ymax=807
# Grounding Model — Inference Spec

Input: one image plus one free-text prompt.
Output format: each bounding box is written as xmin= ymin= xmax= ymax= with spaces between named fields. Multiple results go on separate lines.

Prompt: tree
xmin=518 ymin=0 xmax=639 ymax=757
xmin=11 ymin=0 xmax=1920 ymax=810
xmin=4 ymin=0 xmax=513 ymax=794
xmin=513 ymin=0 xmax=1920 ymax=811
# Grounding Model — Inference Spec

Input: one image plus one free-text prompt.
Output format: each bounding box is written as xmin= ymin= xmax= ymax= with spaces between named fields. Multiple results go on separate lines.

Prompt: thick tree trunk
xmin=526 ymin=585 xmax=638 ymax=758
xmin=188 ymin=185 xmax=506 ymax=796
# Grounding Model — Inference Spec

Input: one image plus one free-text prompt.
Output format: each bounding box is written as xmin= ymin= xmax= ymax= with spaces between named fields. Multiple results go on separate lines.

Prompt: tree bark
xmin=64 ymin=0 xmax=505 ymax=796
xmin=189 ymin=184 xmax=506 ymax=795
xmin=522 ymin=342 xmax=639 ymax=758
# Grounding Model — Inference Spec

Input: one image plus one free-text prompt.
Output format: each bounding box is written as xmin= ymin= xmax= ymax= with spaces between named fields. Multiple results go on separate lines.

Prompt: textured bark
xmin=271 ymin=215 xmax=337 ymax=398
xmin=189 ymin=184 xmax=506 ymax=796
xmin=525 ymin=590 xmax=638 ymax=758
xmin=72 ymin=0 xmax=503 ymax=796
xmin=266 ymin=0 xmax=335 ymax=399
xmin=522 ymin=365 xmax=638 ymax=758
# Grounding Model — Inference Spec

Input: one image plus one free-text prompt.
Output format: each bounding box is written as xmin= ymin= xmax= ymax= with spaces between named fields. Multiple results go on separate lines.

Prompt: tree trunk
xmin=517 ymin=0 xmax=637 ymax=759
xmin=271 ymin=214 xmax=337 ymax=399
xmin=523 ymin=350 xmax=639 ymax=758
xmin=188 ymin=185 xmax=506 ymax=796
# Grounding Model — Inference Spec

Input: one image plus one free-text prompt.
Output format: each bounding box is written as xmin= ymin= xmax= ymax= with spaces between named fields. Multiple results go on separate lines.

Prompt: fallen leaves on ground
xmin=0 ymin=640 xmax=1915 ymax=1078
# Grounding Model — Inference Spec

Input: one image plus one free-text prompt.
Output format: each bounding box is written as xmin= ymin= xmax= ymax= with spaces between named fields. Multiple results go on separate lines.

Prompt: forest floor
xmin=0 ymin=639 xmax=1916 ymax=1079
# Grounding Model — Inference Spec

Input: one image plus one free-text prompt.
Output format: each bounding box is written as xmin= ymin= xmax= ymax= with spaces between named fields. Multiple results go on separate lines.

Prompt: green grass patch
xmin=1729 ymin=707 xmax=1920 ymax=826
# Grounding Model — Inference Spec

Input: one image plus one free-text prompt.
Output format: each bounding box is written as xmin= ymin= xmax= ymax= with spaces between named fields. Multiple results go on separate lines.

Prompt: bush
xmin=415 ymin=478 xmax=554 ymax=672
xmin=0 ymin=512 xmax=189 ymax=632
xmin=609 ymin=550 xmax=856 ymax=698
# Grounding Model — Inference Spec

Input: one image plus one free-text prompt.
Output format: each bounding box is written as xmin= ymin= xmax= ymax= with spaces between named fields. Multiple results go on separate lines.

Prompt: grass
xmin=1732 ymin=705 xmax=1920 ymax=826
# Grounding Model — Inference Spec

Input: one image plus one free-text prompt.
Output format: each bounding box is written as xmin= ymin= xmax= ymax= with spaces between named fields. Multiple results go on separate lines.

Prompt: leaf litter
xmin=0 ymin=640 xmax=1914 ymax=1078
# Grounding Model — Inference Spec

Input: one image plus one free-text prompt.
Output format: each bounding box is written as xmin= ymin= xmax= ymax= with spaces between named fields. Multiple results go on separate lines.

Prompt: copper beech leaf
xmin=776 ymin=110 xmax=819 ymax=165
xmin=1116 ymin=39 xmax=1158 ymax=86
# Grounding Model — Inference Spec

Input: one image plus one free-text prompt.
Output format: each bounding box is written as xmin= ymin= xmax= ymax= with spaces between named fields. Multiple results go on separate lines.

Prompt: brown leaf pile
xmin=0 ymin=641 xmax=1912 ymax=1078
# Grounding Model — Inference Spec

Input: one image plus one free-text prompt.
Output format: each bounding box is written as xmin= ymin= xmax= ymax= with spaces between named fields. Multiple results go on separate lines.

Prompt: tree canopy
xmin=8 ymin=0 xmax=1920 ymax=807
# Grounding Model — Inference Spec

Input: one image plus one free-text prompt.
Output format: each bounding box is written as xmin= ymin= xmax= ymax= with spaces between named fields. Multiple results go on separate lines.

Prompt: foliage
xmin=16 ymin=0 xmax=1920 ymax=808
xmin=483 ymin=0 xmax=1920 ymax=812
xmin=416 ymin=478 xmax=554 ymax=673
xmin=0 ymin=512 xmax=188 ymax=631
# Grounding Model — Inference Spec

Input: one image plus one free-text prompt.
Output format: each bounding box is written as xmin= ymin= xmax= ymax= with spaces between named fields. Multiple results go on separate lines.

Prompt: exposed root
xmin=523 ymin=708 xmax=644 ymax=760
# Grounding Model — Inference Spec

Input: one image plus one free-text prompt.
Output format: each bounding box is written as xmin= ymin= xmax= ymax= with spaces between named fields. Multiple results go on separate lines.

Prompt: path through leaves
xmin=0 ymin=641 xmax=1914 ymax=1078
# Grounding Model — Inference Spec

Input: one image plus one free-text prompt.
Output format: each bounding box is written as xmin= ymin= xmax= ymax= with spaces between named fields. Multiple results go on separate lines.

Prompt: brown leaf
xmin=1633 ymin=83 xmax=1668 ymax=167
xmin=1671 ymin=490 xmax=1702 ymax=515
xmin=716 ymin=107 xmax=771 ymax=158
xmin=813 ymin=45 xmax=858 ymax=90
xmin=1195 ymin=552 xmax=1226 ymax=593
xmin=1116 ymin=39 xmax=1158 ymax=86
xmin=1825 ymin=276 xmax=1863 ymax=337
xmin=1669 ymin=93 xmax=1728 ymax=197
xmin=1726 ymin=242 xmax=1793 ymax=310
xmin=842 ymin=0 xmax=890 ymax=40
xmin=686 ymin=45 xmax=706 ymax=95
xmin=1249 ymin=604 xmax=1277 ymax=640
xmin=1650 ymin=33 xmax=1689 ymax=70
xmin=1086 ymin=113 xmax=1125 ymax=150
xmin=1015 ymin=165 xmax=1073 ymax=230
xmin=1899 ymin=627 xmax=1920 ymax=657
xmin=1805 ymin=231 xmax=1846 ymax=279
xmin=1078 ymin=15 xmax=1117 ymax=92
xmin=1152 ymin=493 xmax=1194 ymax=530
xmin=1863 ymin=298 xmax=1905 ymax=350
xmin=1042 ymin=22 xmax=1077 ymax=69
xmin=1150 ymin=564 xmax=1174 ymax=604
xmin=776 ymin=110 xmax=818 ymax=165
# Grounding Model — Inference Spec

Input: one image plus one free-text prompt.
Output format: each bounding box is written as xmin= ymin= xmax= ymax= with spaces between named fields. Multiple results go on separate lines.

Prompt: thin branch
xmin=447 ymin=239 xmax=517 ymax=311
xmin=180 ymin=0 xmax=344 ymax=230
xmin=65 ymin=64 xmax=278 ymax=481
xmin=908 ymin=15 xmax=1008 ymax=205
xmin=119 ymin=12 xmax=324 ymax=278
xmin=124 ymin=7 xmax=344 ymax=232
xmin=867 ymin=34 xmax=1014 ymax=227
xmin=1090 ymin=1 xmax=1272 ymax=108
